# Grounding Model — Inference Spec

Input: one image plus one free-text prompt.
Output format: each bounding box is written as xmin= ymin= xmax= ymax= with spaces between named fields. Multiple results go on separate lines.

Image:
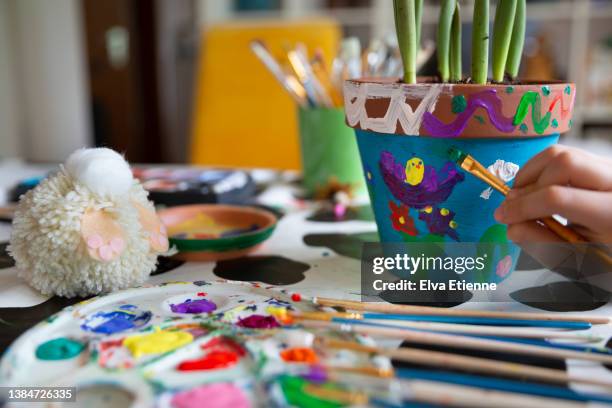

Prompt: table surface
xmin=1 ymin=161 xmax=612 ymax=397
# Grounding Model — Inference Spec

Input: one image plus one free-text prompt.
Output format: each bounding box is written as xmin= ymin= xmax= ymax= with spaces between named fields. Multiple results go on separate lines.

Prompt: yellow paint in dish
xmin=123 ymin=328 xmax=193 ymax=358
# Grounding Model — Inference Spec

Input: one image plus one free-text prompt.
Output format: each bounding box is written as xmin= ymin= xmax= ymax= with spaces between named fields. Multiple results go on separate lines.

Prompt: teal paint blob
xmin=451 ymin=95 xmax=467 ymax=114
xmin=506 ymin=86 xmax=514 ymax=94
xmin=564 ymin=85 xmax=571 ymax=95
xmin=474 ymin=115 xmax=485 ymax=124
xmin=36 ymin=338 xmax=85 ymax=360
xmin=519 ymin=123 xmax=528 ymax=133
xmin=542 ymin=86 xmax=551 ymax=96
xmin=569 ymin=119 xmax=573 ymax=128
xmin=551 ymin=119 xmax=559 ymax=128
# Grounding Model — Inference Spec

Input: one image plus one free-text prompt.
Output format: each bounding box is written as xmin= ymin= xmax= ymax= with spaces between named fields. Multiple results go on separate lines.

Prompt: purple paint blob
xmin=423 ymin=89 xmax=516 ymax=138
xmin=236 ymin=314 xmax=280 ymax=329
xmin=170 ymin=299 xmax=217 ymax=314
xmin=300 ymin=365 xmax=328 ymax=383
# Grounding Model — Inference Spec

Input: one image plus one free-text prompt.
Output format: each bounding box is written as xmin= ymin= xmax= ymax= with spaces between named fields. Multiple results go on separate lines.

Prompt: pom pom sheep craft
xmin=9 ymin=148 xmax=171 ymax=297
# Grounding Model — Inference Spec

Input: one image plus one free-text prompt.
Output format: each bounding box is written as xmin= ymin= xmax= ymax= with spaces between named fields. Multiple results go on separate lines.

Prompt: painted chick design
xmin=380 ymin=151 xmax=464 ymax=209
xmin=405 ymin=157 xmax=425 ymax=186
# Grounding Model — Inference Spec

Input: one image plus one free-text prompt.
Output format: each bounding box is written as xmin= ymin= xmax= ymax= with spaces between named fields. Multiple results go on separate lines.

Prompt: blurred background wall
xmin=0 ymin=0 xmax=611 ymax=164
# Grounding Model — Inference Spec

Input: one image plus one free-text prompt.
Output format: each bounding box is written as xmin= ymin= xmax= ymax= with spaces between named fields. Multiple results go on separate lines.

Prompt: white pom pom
xmin=65 ymin=148 xmax=133 ymax=198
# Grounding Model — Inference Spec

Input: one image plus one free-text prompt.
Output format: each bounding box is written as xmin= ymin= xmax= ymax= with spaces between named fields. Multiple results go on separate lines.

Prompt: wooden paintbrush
xmin=301 ymin=319 xmax=612 ymax=364
xmin=292 ymin=313 xmax=601 ymax=341
xmin=317 ymin=337 xmax=612 ymax=389
xmin=312 ymin=297 xmax=610 ymax=324
xmin=448 ymin=147 xmax=612 ymax=266
xmin=292 ymin=310 xmax=591 ymax=329
xmin=304 ymin=380 xmax=588 ymax=408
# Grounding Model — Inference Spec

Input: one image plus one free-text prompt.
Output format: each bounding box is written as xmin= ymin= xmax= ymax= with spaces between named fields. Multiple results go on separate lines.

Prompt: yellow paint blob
xmin=440 ymin=208 xmax=450 ymax=216
xmin=123 ymin=329 xmax=193 ymax=358
xmin=398 ymin=216 xmax=405 ymax=225
xmin=449 ymin=220 xmax=458 ymax=229
xmin=423 ymin=206 xmax=433 ymax=214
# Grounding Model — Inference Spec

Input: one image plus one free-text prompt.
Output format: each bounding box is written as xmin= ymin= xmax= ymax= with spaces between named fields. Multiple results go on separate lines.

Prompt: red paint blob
xmin=197 ymin=292 xmax=207 ymax=296
xmin=291 ymin=293 xmax=302 ymax=302
xmin=177 ymin=350 xmax=238 ymax=371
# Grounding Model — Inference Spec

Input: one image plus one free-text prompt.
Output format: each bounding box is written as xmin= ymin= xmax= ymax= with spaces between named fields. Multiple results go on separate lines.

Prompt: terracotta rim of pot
xmin=343 ymin=77 xmax=575 ymax=138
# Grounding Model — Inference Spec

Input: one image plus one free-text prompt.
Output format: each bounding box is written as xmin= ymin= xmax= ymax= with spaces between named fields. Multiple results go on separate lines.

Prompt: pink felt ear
xmin=134 ymin=202 xmax=169 ymax=253
xmin=81 ymin=209 xmax=127 ymax=262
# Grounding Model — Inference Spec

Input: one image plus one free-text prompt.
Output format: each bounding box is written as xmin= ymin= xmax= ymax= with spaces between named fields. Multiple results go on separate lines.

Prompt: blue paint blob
xmin=541 ymin=85 xmax=551 ymax=96
xmin=81 ymin=308 xmax=152 ymax=334
xmin=551 ymin=119 xmax=559 ymax=128
xmin=564 ymin=85 xmax=571 ymax=95
xmin=519 ymin=123 xmax=528 ymax=133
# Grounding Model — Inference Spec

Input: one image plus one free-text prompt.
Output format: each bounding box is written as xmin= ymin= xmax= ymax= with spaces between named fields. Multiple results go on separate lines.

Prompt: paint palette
xmin=0 ymin=281 xmax=389 ymax=407
xmin=158 ymin=205 xmax=277 ymax=261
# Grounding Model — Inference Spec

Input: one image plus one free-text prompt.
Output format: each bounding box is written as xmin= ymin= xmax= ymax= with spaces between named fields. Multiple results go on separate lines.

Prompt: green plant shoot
xmin=394 ymin=0 xmax=417 ymax=83
xmin=471 ymin=0 xmax=489 ymax=84
xmin=450 ymin=3 xmax=462 ymax=81
xmin=492 ymin=0 xmax=518 ymax=82
xmin=505 ymin=0 xmax=526 ymax=79
xmin=415 ymin=0 xmax=423 ymax=48
xmin=437 ymin=0 xmax=456 ymax=82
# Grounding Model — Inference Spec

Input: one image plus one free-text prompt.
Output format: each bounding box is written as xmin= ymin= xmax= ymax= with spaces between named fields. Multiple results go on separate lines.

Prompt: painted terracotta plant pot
xmin=344 ymin=78 xmax=575 ymax=282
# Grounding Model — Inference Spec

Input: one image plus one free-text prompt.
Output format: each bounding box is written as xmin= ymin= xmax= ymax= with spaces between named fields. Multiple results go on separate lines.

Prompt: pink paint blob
xmin=496 ymin=255 xmax=513 ymax=278
xmin=236 ymin=314 xmax=280 ymax=329
xmin=170 ymin=383 xmax=250 ymax=408
xmin=170 ymin=299 xmax=217 ymax=314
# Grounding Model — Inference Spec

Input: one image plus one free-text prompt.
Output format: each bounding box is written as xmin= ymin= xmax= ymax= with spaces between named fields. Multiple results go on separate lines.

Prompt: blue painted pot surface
xmin=355 ymin=130 xmax=559 ymax=282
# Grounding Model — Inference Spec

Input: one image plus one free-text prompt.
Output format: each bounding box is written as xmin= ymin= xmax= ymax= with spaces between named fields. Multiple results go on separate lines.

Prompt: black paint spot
xmin=214 ymin=255 xmax=309 ymax=285
xmin=604 ymin=337 xmax=612 ymax=371
xmin=510 ymin=281 xmax=610 ymax=312
xmin=303 ymin=232 xmax=379 ymax=260
xmin=0 ymin=296 xmax=90 ymax=353
xmin=0 ymin=242 xmax=15 ymax=269
xmin=379 ymin=286 xmax=472 ymax=308
xmin=393 ymin=339 xmax=567 ymax=384
xmin=307 ymin=205 xmax=374 ymax=222
xmin=150 ymin=257 xmax=184 ymax=276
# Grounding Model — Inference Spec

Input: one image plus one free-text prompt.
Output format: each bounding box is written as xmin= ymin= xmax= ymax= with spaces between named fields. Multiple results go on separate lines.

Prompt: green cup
xmin=297 ymin=107 xmax=365 ymax=197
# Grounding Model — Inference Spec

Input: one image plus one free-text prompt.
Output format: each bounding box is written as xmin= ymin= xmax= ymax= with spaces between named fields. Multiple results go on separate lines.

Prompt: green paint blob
xmin=474 ymin=115 xmax=485 ymax=124
xmin=541 ymin=85 xmax=551 ymax=96
xmin=569 ymin=119 xmax=573 ymax=128
xmin=506 ymin=86 xmax=514 ymax=94
xmin=279 ymin=376 xmax=343 ymax=408
xmin=36 ymin=338 xmax=85 ymax=360
xmin=519 ymin=124 xmax=528 ymax=133
xmin=564 ymin=85 xmax=571 ymax=95
xmin=551 ymin=118 xmax=559 ymax=128
xmin=451 ymin=95 xmax=467 ymax=114
xmin=513 ymin=91 xmax=551 ymax=134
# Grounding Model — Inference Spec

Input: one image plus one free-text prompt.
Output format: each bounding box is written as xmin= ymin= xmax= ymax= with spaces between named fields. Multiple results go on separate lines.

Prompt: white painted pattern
xmin=344 ymin=81 xmax=444 ymax=135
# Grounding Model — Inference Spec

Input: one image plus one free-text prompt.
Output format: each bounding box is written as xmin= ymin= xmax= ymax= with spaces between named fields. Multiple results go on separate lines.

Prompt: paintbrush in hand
xmin=448 ymin=147 xmax=612 ymax=266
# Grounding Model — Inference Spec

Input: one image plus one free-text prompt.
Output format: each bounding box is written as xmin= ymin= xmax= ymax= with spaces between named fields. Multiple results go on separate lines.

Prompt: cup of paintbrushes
xmin=297 ymin=106 xmax=366 ymax=199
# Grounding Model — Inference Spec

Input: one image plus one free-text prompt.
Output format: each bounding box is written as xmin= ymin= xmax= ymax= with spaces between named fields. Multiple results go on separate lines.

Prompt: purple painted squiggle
xmin=423 ymin=90 xmax=515 ymax=138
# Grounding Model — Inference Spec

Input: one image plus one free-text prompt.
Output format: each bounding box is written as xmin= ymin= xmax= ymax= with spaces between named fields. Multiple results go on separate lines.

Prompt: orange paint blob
xmin=280 ymin=347 xmax=318 ymax=363
xmin=177 ymin=350 xmax=239 ymax=371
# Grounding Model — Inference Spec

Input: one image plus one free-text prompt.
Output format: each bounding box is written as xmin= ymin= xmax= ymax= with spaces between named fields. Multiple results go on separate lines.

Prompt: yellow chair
xmin=190 ymin=19 xmax=341 ymax=170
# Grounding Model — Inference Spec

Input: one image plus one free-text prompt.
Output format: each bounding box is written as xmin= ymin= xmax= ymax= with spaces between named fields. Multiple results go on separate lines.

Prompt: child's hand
xmin=494 ymin=145 xmax=612 ymax=243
